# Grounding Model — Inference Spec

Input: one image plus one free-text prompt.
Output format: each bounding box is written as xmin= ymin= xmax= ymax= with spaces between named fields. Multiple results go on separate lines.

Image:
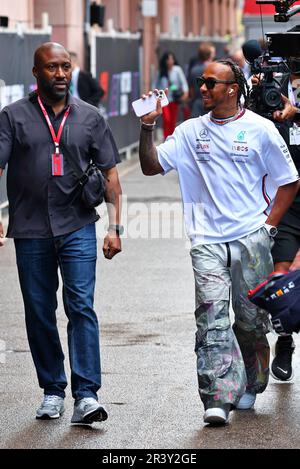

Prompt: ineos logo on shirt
xmin=232 ymin=130 xmax=249 ymax=159
xmin=232 ymin=145 xmax=249 ymax=153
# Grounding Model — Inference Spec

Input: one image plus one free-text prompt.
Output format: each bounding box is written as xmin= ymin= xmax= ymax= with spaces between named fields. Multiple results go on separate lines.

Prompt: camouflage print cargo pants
xmin=190 ymin=227 xmax=274 ymax=409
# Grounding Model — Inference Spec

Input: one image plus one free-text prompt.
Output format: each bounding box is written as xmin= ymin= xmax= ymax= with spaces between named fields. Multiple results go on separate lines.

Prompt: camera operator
xmin=269 ymin=57 xmax=300 ymax=382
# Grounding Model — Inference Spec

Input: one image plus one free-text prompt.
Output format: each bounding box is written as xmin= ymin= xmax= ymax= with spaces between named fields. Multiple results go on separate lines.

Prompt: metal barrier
xmin=0 ymin=27 xmax=51 ymax=210
xmin=90 ymin=31 xmax=141 ymax=159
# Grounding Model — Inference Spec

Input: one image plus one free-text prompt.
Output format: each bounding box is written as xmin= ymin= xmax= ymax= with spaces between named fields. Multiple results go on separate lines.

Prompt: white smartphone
xmin=132 ymin=90 xmax=169 ymax=117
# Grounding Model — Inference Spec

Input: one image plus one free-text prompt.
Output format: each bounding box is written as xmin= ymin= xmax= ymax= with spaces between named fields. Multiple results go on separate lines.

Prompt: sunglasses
xmin=196 ymin=76 xmax=236 ymax=90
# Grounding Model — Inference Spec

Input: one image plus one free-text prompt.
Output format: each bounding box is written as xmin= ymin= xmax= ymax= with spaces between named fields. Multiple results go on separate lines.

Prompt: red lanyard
xmin=37 ymin=95 xmax=70 ymax=153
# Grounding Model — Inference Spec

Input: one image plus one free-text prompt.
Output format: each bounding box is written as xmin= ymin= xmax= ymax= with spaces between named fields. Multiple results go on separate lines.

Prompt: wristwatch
xmin=108 ymin=224 xmax=124 ymax=236
xmin=264 ymin=223 xmax=278 ymax=237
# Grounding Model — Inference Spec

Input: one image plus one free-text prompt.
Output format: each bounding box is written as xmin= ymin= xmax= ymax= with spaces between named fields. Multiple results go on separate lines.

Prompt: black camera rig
xmin=244 ymin=0 xmax=300 ymax=119
xmin=257 ymin=0 xmax=300 ymax=22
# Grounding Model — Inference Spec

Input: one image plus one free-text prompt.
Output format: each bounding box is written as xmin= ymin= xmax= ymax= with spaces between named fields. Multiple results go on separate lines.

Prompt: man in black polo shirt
xmin=0 ymin=42 xmax=123 ymax=425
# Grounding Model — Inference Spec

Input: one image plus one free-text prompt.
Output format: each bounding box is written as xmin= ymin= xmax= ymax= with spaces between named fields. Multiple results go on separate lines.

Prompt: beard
xmin=38 ymin=77 xmax=70 ymax=101
xmin=201 ymin=94 xmax=216 ymax=112
xmin=203 ymin=101 xmax=215 ymax=112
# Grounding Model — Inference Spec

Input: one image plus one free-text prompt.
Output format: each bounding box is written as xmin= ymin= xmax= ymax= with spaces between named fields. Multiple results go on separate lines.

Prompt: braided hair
xmin=217 ymin=59 xmax=250 ymax=108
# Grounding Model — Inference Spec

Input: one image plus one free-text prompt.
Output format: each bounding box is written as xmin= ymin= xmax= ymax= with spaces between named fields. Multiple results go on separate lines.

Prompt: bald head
xmin=34 ymin=42 xmax=69 ymax=67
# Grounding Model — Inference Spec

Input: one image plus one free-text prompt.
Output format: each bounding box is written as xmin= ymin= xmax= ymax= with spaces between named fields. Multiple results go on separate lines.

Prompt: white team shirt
xmin=157 ymin=109 xmax=299 ymax=246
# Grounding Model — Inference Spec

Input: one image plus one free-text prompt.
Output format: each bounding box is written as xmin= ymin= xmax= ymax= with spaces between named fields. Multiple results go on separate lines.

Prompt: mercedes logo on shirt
xmin=199 ymin=129 xmax=208 ymax=139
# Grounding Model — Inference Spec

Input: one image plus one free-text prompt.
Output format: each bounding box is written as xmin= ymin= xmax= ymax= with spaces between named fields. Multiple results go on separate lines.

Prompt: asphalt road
xmin=0 ymin=159 xmax=300 ymax=449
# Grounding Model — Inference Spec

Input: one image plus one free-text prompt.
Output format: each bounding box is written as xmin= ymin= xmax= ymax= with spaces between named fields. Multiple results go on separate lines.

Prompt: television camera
xmin=242 ymin=0 xmax=300 ymax=119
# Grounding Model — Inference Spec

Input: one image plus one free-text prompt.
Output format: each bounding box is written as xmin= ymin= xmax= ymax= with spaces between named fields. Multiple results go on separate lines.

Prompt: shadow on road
xmin=186 ymin=382 xmax=297 ymax=449
xmin=2 ymin=419 xmax=107 ymax=449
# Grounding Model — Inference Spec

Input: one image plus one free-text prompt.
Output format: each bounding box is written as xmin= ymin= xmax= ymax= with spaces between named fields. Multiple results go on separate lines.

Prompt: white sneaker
xmin=36 ymin=395 xmax=65 ymax=419
xmin=71 ymin=397 xmax=108 ymax=424
xmin=236 ymin=392 xmax=256 ymax=410
xmin=203 ymin=407 xmax=229 ymax=425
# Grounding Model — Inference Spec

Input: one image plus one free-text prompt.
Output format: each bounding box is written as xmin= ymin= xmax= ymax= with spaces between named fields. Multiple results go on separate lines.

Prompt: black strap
xmin=225 ymin=242 xmax=231 ymax=268
xmin=60 ymin=142 xmax=90 ymax=186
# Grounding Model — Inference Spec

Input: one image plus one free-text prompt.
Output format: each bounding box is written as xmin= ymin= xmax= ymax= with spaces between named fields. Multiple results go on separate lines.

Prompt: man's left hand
xmin=102 ymin=232 xmax=122 ymax=260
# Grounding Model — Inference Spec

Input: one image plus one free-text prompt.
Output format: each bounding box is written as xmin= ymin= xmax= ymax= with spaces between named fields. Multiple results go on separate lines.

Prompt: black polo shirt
xmin=0 ymin=92 xmax=120 ymax=238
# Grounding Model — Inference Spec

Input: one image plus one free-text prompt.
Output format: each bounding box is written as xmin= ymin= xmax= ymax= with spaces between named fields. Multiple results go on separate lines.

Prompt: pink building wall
xmin=34 ymin=0 xmax=85 ymax=67
xmin=0 ymin=0 xmax=34 ymax=28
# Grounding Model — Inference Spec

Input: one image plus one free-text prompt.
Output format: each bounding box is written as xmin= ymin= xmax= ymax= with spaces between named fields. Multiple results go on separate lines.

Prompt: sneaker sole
xmin=203 ymin=409 xmax=228 ymax=425
xmin=36 ymin=409 xmax=65 ymax=420
xmin=270 ymin=368 xmax=294 ymax=382
xmin=71 ymin=406 xmax=108 ymax=424
xmin=235 ymin=403 xmax=255 ymax=410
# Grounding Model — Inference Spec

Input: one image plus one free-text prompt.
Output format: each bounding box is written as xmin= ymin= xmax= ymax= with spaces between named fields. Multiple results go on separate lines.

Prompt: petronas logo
xmin=237 ymin=131 xmax=246 ymax=141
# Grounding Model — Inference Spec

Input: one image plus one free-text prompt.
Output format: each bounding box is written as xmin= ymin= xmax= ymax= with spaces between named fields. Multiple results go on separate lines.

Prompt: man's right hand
xmin=273 ymin=94 xmax=298 ymax=122
xmin=251 ymin=74 xmax=260 ymax=87
xmin=0 ymin=221 xmax=5 ymax=247
xmin=140 ymin=88 xmax=167 ymax=125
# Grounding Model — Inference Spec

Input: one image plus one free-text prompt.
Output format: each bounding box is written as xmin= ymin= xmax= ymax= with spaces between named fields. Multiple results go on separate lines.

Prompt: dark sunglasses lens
xmin=196 ymin=77 xmax=205 ymax=87
xmin=196 ymin=77 xmax=216 ymax=89
xmin=205 ymin=78 xmax=216 ymax=89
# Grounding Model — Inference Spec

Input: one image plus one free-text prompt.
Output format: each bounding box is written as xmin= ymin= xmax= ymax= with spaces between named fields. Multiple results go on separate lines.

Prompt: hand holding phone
xmin=132 ymin=90 xmax=169 ymax=117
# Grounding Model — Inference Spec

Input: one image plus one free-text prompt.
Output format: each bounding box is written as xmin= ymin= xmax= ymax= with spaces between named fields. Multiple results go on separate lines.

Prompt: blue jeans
xmin=14 ymin=223 xmax=101 ymax=400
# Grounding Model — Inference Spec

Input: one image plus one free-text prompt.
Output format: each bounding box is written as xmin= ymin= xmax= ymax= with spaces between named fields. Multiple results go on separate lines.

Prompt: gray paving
xmin=0 ymin=161 xmax=300 ymax=449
